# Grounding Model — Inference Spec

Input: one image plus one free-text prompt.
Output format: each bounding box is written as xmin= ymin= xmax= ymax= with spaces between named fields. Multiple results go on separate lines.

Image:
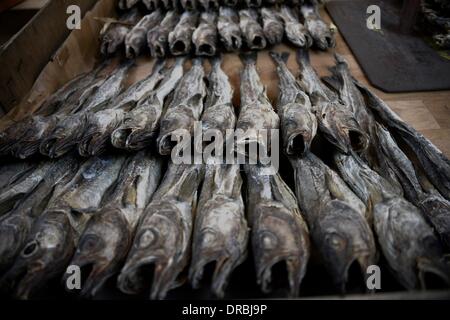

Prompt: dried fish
xmin=79 ymin=60 xmax=165 ymax=157
xmin=190 ymin=164 xmax=248 ymax=297
xmin=157 ymin=58 xmax=206 ymax=155
xmin=239 ymin=9 xmax=267 ymax=50
xmin=279 ymin=5 xmax=312 ymax=48
xmin=0 ymin=160 xmax=36 ymax=191
xmin=198 ymin=55 xmax=236 ymax=153
xmin=40 ymin=62 xmax=132 ymax=158
xmin=180 ymin=0 xmax=198 ymax=11
xmin=245 ymin=0 xmax=262 ymax=7
xmin=112 ymin=58 xmax=185 ymax=151
xmin=244 ymin=164 xmax=310 ymax=296
xmin=334 ymin=150 xmax=450 ymax=289
xmin=260 ymin=7 xmax=284 ymax=46
xmin=125 ymin=10 xmax=163 ymax=59
xmin=198 ymin=0 xmax=219 ymax=10
xmin=356 ymin=82 xmax=450 ymax=201
xmin=0 ymin=156 xmax=79 ymax=272
xmin=270 ymin=51 xmax=317 ymax=155
xmin=142 ymin=0 xmax=159 ymax=11
xmin=168 ymin=11 xmax=198 ymax=56
xmin=290 ymin=153 xmax=376 ymax=292
xmin=223 ymin=0 xmax=238 ymax=6
xmin=237 ymin=52 xmax=279 ymax=158
xmin=118 ymin=162 xmax=204 ymax=300
xmin=193 ymin=11 xmax=218 ymax=56
xmin=301 ymin=1 xmax=335 ymax=49
xmin=100 ymin=9 xmax=140 ymax=56
xmin=125 ymin=0 xmax=140 ymax=9
xmin=0 ymin=155 xmax=125 ymax=299
xmin=147 ymin=11 xmax=180 ymax=58
xmin=64 ymin=151 xmax=163 ymax=297
xmin=217 ymin=6 xmax=242 ymax=52
xmin=375 ymin=124 xmax=450 ymax=249
xmin=296 ymin=49 xmax=368 ymax=154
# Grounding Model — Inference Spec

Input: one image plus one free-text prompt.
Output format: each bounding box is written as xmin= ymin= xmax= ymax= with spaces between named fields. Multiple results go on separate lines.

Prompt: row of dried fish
xmin=1 ymin=51 xmax=449 ymax=299
xmin=119 ymin=0 xmax=312 ymax=12
xmin=99 ymin=3 xmax=334 ymax=58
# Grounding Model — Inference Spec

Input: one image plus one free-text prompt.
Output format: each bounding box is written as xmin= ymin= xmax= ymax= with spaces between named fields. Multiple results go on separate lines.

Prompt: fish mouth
xmin=118 ymin=256 xmax=178 ymax=300
xmin=40 ymin=137 xmax=76 ymax=158
xmin=171 ymin=39 xmax=190 ymax=55
xmin=197 ymin=43 xmax=216 ymax=56
xmin=79 ymin=132 xmax=109 ymax=157
xmin=153 ymin=43 xmax=166 ymax=58
xmin=335 ymin=253 xmax=372 ymax=294
xmin=158 ymin=132 xmax=181 ymax=156
xmin=10 ymin=140 xmax=40 ymax=159
xmin=230 ymin=35 xmax=242 ymax=51
xmin=0 ymin=260 xmax=46 ymax=300
xmin=348 ymin=128 xmax=369 ymax=153
xmin=417 ymin=257 xmax=450 ymax=290
xmin=250 ymin=35 xmax=266 ymax=50
xmin=285 ymin=131 xmax=311 ymax=156
xmin=126 ymin=130 xmax=154 ymax=151
xmin=126 ymin=45 xmax=138 ymax=59
xmin=111 ymin=127 xmax=133 ymax=149
xmin=184 ymin=0 xmax=194 ymax=10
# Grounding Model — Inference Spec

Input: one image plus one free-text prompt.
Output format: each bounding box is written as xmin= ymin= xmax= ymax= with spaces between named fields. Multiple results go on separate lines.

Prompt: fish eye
xmin=259 ymin=232 xmax=278 ymax=250
xmin=325 ymin=233 xmax=345 ymax=251
xmin=22 ymin=240 xmax=39 ymax=258
xmin=137 ymin=229 xmax=157 ymax=249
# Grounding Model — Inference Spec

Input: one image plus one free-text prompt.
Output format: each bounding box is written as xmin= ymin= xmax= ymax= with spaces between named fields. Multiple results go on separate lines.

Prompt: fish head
xmin=285 ymin=23 xmax=307 ymax=47
xmin=65 ymin=208 xmax=130 ymax=297
xmin=252 ymin=203 xmax=310 ymax=296
xmin=189 ymin=198 xmax=248 ymax=297
xmin=0 ymin=214 xmax=33 ymax=272
xmin=223 ymin=32 xmax=242 ymax=52
xmin=0 ymin=211 xmax=75 ymax=299
xmin=117 ymin=202 xmax=184 ymax=298
xmin=318 ymin=101 xmax=368 ymax=154
xmin=314 ymin=200 xmax=375 ymax=292
xmin=282 ymin=102 xmax=318 ymax=156
xmin=101 ymin=27 xmax=128 ymax=56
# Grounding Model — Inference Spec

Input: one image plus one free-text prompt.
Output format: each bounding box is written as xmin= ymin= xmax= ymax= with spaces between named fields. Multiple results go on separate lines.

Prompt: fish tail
xmin=191 ymin=57 xmax=204 ymax=67
xmin=269 ymin=51 xmax=290 ymax=66
xmin=296 ymin=48 xmax=310 ymax=67
xmin=210 ymin=53 xmax=223 ymax=69
xmin=322 ymin=75 xmax=342 ymax=92
xmin=239 ymin=51 xmax=258 ymax=65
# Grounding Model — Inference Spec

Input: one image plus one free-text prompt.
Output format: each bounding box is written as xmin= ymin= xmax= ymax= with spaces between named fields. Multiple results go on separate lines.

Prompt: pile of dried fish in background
xmin=420 ymin=0 xmax=450 ymax=49
xmin=99 ymin=0 xmax=335 ymax=58
xmin=0 ymin=48 xmax=449 ymax=299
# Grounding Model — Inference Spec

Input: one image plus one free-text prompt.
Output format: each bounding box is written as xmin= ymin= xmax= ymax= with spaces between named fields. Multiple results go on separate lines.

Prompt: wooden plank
xmin=0 ymin=0 xmax=97 ymax=113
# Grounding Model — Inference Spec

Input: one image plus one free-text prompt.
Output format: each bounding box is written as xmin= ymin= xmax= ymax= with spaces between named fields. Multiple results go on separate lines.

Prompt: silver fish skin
xmin=197 ymin=56 xmax=236 ymax=156
xmin=0 ymin=67 xmax=103 ymax=158
xmin=296 ymin=50 xmax=368 ymax=154
xmin=198 ymin=0 xmax=219 ymax=10
xmin=0 ymin=161 xmax=54 ymax=215
xmin=147 ymin=11 xmax=180 ymax=58
xmin=157 ymin=58 xmax=206 ymax=155
xmin=193 ymin=11 xmax=218 ymax=56
xmin=180 ymin=0 xmax=198 ymax=10
xmin=118 ymin=162 xmax=204 ymax=300
xmin=279 ymin=5 xmax=312 ymax=48
xmin=237 ymin=52 xmax=279 ymax=159
xmin=217 ymin=6 xmax=242 ymax=52
xmin=260 ymin=7 xmax=284 ymax=45
xmin=142 ymin=0 xmax=159 ymax=10
xmin=0 ymin=155 xmax=125 ymax=299
xmin=64 ymin=151 xmax=163 ymax=298
xmin=189 ymin=164 xmax=248 ymax=298
xmin=245 ymin=0 xmax=262 ymax=7
xmin=0 ymin=160 xmax=36 ymax=191
xmin=244 ymin=164 xmax=310 ymax=296
xmin=161 ymin=0 xmax=173 ymax=9
xmin=356 ymin=82 xmax=450 ymax=201
xmin=333 ymin=150 xmax=450 ymax=289
xmin=270 ymin=51 xmax=317 ymax=156
xmin=290 ymin=152 xmax=376 ymax=292
xmin=40 ymin=62 xmax=132 ymax=158
xmin=78 ymin=60 xmax=165 ymax=157
xmin=376 ymin=125 xmax=450 ymax=249
xmin=239 ymin=9 xmax=267 ymax=50
xmin=0 ymin=156 xmax=79 ymax=272
xmin=168 ymin=11 xmax=198 ymax=55
xmin=301 ymin=2 xmax=335 ymax=50
xmin=125 ymin=10 xmax=163 ymax=59
xmin=112 ymin=58 xmax=185 ymax=151
xmin=100 ymin=9 xmax=141 ymax=56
